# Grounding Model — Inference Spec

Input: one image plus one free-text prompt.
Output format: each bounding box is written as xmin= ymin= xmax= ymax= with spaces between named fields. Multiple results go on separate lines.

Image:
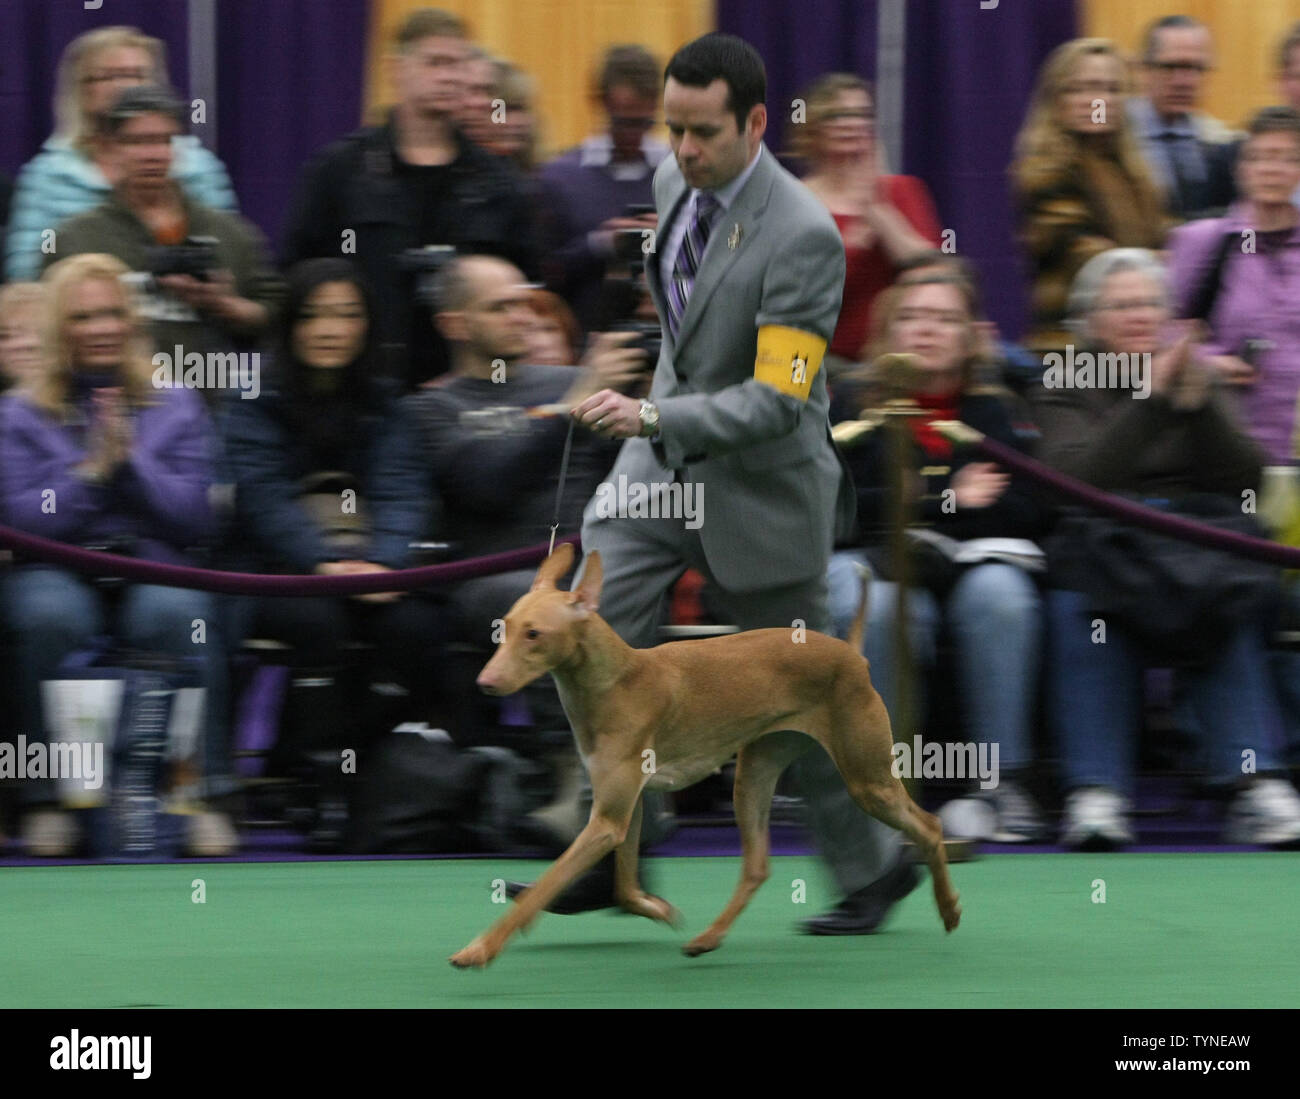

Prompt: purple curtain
xmin=903 ymin=0 xmax=1078 ymax=338
xmin=718 ymin=0 xmax=1080 ymax=339
xmin=215 ymin=0 xmax=369 ymax=248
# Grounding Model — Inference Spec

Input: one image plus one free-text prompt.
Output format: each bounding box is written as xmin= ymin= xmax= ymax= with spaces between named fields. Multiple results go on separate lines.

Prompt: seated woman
xmin=827 ymin=272 xmax=1047 ymax=841
xmin=0 ymin=253 xmax=225 ymax=856
xmin=221 ymin=259 xmax=450 ymax=847
xmin=1033 ymin=247 xmax=1300 ymax=849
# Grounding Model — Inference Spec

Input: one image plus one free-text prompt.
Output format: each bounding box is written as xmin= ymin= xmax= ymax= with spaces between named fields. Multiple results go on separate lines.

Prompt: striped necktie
xmin=667 ymin=191 xmax=720 ymax=341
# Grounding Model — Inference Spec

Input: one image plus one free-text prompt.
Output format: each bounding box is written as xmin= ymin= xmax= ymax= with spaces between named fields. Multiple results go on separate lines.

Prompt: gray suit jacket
xmin=584 ymin=143 xmax=855 ymax=593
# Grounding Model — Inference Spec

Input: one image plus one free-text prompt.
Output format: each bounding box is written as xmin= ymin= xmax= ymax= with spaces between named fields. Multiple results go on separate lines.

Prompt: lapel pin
xmin=728 ymin=223 xmax=742 ymax=250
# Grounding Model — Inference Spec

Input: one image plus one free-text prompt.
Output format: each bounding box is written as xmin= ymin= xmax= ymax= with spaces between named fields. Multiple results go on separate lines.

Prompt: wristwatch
xmin=638 ymin=399 xmax=660 ymax=438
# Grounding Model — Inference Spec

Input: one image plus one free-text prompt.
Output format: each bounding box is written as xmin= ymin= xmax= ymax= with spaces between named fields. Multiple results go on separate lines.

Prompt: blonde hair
xmin=53 ymin=26 xmax=168 ymax=151
xmin=1012 ymin=38 xmax=1154 ymax=193
xmin=32 ymin=254 xmax=157 ymax=412
xmin=789 ymin=72 xmax=873 ymax=161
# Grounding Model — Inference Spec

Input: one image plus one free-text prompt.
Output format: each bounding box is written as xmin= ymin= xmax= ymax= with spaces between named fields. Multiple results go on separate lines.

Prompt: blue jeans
xmin=827 ymin=551 xmax=1042 ymax=772
xmin=1046 ymin=587 xmax=1285 ymax=798
xmin=1 ymin=566 xmax=231 ymax=801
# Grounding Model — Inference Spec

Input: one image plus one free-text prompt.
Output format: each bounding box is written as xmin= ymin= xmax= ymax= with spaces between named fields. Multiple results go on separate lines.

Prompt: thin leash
xmin=549 ymin=415 xmax=577 ymax=555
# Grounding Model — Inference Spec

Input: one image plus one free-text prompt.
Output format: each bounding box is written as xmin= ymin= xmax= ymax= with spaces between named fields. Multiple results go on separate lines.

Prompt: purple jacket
xmin=0 ymin=386 xmax=216 ymax=566
xmin=1168 ymin=205 xmax=1300 ymax=464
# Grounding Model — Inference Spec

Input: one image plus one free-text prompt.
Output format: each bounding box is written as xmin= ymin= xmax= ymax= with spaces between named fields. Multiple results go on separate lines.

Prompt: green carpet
xmin=2 ymin=854 xmax=1295 ymax=1008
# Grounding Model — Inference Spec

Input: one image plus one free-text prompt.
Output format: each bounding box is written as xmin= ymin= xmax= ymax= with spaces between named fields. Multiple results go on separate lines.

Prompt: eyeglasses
xmin=1094 ymin=298 xmax=1164 ymax=313
xmin=1061 ymin=81 xmax=1124 ymax=97
xmin=822 ymin=109 xmax=875 ymax=123
xmin=1146 ymin=61 xmax=1212 ymax=75
xmin=895 ymin=308 xmax=967 ymax=326
xmin=609 ymin=115 xmax=656 ymax=130
xmin=83 ymin=68 xmax=150 ymax=85
xmin=116 ymin=133 xmax=176 ymax=147
xmin=1241 ymin=149 xmax=1300 ymax=165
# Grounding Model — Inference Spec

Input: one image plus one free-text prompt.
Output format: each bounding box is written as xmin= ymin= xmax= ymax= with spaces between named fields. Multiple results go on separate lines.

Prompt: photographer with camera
xmin=281 ymin=9 xmax=537 ymax=390
xmin=404 ymin=253 xmax=647 ymax=846
xmin=537 ymin=45 xmax=669 ymax=335
xmin=40 ymin=85 xmax=279 ymax=400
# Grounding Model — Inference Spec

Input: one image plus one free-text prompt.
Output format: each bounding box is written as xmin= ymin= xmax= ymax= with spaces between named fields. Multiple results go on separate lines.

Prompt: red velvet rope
xmin=975 ymin=434 xmax=1300 ymax=567
xmin=0 ymin=525 xmax=581 ymax=596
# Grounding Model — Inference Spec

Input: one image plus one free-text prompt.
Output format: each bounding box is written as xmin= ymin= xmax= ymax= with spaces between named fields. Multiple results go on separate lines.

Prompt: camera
xmin=398 ymin=244 xmax=456 ymax=308
xmin=146 ymin=236 xmax=219 ymax=281
xmin=609 ymin=320 xmax=662 ymax=371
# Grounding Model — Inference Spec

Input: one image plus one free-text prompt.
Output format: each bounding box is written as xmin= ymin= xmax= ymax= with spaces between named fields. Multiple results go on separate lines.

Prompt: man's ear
xmin=435 ymin=308 xmax=467 ymax=344
xmin=570 ymin=550 xmax=603 ymax=613
xmin=531 ymin=541 xmax=575 ymax=591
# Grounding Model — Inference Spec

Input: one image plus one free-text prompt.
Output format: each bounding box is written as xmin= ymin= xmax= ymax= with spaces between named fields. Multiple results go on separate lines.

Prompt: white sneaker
xmin=1061 ymin=787 xmax=1134 ymax=850
xmin=1225 ymin=779 xmax=1300 ymax=846
xmin=938 ymin=797 xmax=998 ymax=842
xmin=22 ymin=809 xmax=78 ymax=857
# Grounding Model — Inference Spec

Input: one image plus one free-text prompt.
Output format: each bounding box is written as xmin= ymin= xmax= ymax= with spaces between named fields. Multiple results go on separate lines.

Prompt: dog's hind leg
xmin=684 ymin=730 xmax=814 ymax=957
xmin=827 ymin=693 xmax=961 ymax=932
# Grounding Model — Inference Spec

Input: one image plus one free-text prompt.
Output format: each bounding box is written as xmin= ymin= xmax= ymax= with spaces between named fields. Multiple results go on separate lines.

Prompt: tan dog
xmin=449 ymin=543 xmax=960 ymax=968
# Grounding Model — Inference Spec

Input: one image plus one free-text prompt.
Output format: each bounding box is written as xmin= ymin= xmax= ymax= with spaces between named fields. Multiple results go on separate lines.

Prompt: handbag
xmin=296 ymin=471 xmax=370 ymax=557
xmin=1048 ymin=493 xmax=1281 ymax=664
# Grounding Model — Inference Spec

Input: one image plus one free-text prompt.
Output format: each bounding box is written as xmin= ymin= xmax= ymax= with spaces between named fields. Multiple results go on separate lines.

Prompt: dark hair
xmin=394 ymin=7 xmax=467 ymax=49
xmin=1247 ymin=105 xmax=1300 ymax=144
xmin=664 ymin=33 xmax=765 ymax=132
xmin=1142 ymin=14 xmax=1207 ymax=64
xmin=1281 ymin=22 xmax=1300 ymax=73
xmin=100 ymin=83 xmax=186 ymax=136
xmin=276 ymin=259 xmax=383 ymax=463
xmin=599 ymin=44 xmax=660 ymax=102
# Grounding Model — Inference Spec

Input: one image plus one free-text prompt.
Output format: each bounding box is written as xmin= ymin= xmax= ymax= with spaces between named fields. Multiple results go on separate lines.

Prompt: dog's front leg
xmin=449 ymin=763 xmax=643 ymax=968
xmin=615 ymin=795 xmax=680 ymax=927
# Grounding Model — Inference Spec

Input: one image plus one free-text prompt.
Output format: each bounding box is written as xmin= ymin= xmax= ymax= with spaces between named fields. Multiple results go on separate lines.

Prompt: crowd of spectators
xmin=3 ymin=9 xmax=1300 ymax=859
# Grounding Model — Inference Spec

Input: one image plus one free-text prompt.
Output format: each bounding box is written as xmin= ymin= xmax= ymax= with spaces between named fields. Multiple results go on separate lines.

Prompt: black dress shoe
xmin=504 ymin=854 xmax=619 ymax=914
xmin=800 ymin=855 xmax=921 ymax=935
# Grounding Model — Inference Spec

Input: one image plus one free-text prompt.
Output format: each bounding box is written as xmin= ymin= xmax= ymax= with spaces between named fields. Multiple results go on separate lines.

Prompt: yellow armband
xmin=754 ymin=325 xmax=827 ymax=401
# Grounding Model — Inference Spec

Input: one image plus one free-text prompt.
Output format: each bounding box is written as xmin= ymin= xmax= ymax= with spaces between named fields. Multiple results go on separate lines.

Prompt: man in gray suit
xmin=520 ymin=33 xmax=919 ymax=933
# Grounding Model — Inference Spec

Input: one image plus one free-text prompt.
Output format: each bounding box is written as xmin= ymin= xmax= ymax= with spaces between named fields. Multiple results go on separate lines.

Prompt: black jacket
xmin=832 ymin=385 xmax=1047 ymax=548
xmin=281 ymin=118 xmax=538 ymax=388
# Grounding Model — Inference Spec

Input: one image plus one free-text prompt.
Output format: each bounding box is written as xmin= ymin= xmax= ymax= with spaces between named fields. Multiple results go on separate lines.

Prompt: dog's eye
xmin=526 ymin=628 xmax=541 ymax=641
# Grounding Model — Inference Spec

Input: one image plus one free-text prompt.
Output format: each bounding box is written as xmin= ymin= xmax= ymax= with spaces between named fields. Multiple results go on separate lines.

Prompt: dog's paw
xmin=941 ymin=893 xmax=962 ymax=933
xmin=449 ymin=937 xmax=496 ymax=969
xmin=620 ymin=891 xmax=682 ymax=928
xmin=683 ymin=931 xmax=721 ymax=957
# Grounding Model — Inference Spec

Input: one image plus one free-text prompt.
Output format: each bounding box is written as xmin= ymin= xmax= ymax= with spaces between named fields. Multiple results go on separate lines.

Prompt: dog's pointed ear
xmin=530 ymin=542 xmax=575 ymax=591
xmin=570 ymin=551 xmax=603 ymax=613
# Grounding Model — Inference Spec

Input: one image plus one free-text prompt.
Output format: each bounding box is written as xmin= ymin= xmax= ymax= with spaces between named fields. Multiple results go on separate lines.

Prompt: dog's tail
xmin=846 ymin=561 xmax=873 ymax=654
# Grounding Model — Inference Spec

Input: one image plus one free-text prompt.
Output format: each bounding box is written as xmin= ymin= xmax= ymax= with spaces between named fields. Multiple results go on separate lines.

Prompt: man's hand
xmin=572 ymin=389 xmax=645 ymax=439
xmin=590 ymin=213 xmax=658 ymax=257
xmin=158 ymin=269 xmax=265 ymax=332
xmin=1205 ymin=354 xmax=1257 ymax=387
xmin=563 ymin=330 xmax=648 ymax=407
xmin=314 ymin=560 xmax=402 ymax=603
xmin=950 ymin=462 xmax=1010 ymax=509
